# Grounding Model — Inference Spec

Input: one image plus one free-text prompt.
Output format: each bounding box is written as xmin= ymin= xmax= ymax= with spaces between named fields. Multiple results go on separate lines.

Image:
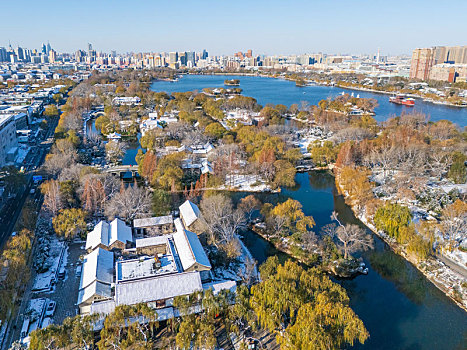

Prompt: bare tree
xmin=199 ymin=194 xmax=246 ymax=257
xmin=41 ymin=179 xmax=63 ymax=216
xmin=368 ymin=146 xmax=398 ymax=179
xmin=427 ymin=151 xmax=452 ymax=180
xmin=302 ymin=230 xmax=319 ymax=253
xmin=58 ymin=163 xmax=84 ymax=183
xmin=43 ymin=140 xmax=78 ymax=177
xmin=266 ymin=214 xmax=287 ymax=237
xmin=333 ymin=127 xmax=374 ymax=143
xmin=328 ymin=211 xmax=374 ymax=259
xmin=440 ymin=201 xmax=467 ymax=250
xmin=61 ymin=110 xmax=83 ymax=131
xmin=105 ymin=184 xmax=152 ymax=222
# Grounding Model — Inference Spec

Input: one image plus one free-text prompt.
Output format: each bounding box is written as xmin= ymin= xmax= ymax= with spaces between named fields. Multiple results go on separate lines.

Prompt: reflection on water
xmin=241 ymin=171 xmax=467 ymax=350
xmin=367 ymin=249 xmax=427 ymax=305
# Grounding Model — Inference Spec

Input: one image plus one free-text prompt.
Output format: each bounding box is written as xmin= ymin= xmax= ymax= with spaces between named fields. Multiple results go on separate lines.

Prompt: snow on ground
xmin=211 ymin=236 xmax=259 ymax=283
xmin=220 ymin=175 xmax=275 ymax=192
xmin=15 ymin=145 xmax=30 ymax=164
xmin=440 ymin=183 xmax=467 ymax=194
xmin=296 ymin=136 xmax=319 ymax=156
xmin=32 ymin=240 xmax=66 ymax=292
xmin=445 ymin=250 xmax=467 ymax=268
xmin=26 ymin=298 xmax=46 ymax=321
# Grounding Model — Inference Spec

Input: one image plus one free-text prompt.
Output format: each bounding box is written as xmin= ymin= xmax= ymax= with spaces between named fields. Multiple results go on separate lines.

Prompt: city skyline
xmin=1 ymin=0 xmax=467 ymax=55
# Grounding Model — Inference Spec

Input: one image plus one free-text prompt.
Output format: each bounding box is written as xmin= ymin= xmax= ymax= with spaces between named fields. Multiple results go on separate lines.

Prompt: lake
xmin=150 ymin=74 xmax=467 ymax=127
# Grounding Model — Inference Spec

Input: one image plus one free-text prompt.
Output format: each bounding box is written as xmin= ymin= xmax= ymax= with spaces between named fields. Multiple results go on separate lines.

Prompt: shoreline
xmin=180 ymin=72 xmax=467 ymax=109
xmin=334 ymin=84 xmax=467 ymax=108
xmin=336 ymin=182 xmax=467 ymax=313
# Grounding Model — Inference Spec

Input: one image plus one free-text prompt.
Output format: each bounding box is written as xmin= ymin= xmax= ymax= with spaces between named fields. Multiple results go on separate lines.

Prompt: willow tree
xmin=250 ymin=257 xmax=369 ymax=350
xmin=374 ymin=202 xmax=412 ymax=242
xmin=97 ymin=304 xmax=158 ymax=349
xmin=270 ymin=198 xmax=315 ymax=236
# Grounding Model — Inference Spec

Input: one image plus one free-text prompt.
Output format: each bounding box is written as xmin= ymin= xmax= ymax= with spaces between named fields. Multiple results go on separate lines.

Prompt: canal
xmin=240 ymin=172 xmax=467 ymax=350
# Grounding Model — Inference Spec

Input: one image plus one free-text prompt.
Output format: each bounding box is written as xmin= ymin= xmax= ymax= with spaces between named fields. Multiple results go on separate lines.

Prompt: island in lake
xmin=224 ymin=78 xmax=240 ymax=86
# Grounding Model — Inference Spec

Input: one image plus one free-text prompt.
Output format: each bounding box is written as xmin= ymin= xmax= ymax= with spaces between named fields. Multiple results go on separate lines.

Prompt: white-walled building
xmin=85 ymin=218 xmax=133 ymax=252
xmin=0 ymin=115 xmax=18 ymax=167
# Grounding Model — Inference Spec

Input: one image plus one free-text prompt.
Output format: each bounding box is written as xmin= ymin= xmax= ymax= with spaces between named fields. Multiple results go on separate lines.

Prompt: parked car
xmin=20 ymin=317 xmax=30 ymax=339
xmin=58 ymin=266 xmax=66 ymax=280
xmin=45 ymin=300 xmax=56 ymax=317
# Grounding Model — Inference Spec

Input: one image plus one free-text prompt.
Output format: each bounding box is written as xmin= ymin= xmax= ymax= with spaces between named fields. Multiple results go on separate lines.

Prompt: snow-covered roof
xmin=201 ymin=161 xmax=213 ymax=174
xmin=179 ymin=200 xmax=201 ymax=227
xmin=80 ymin=248 xmax=114 ymax=289
xmin=135 ymin=235 xmax=170 ymax=249
xmin=203 ymin=280 xmax=237 ymax=295
xmin=86 ymin=221 xmax=108 ymax=251
xmin=116 ymin=255 xmax=178 ymax=282
xmin=115 ymin=271 xmax=202 ymax=305
xmin=77 ymin=281 xmax=112 ymax=306
xmin=107 ymin=132 xmax=121 ymax=139
xmin=133 ymin=215 xmax=173 ymax=228
xmin=173 ymin=218 xmax=211 ymax=271
xmin=85 ymin=218 xmax=133 ymax=251
xmin=110 ymin=218 xmax=133 ymax=247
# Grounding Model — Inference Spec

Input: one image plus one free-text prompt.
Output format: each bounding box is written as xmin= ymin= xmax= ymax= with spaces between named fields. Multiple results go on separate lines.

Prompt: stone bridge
xmin=102 ymin=164 xmax=139 ymax=176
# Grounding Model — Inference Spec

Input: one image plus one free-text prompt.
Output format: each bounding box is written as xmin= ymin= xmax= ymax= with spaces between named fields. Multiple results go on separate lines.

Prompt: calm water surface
xmin=241 ymin=172 xmax=467 ymax=350
xmin=150 ymin=75 xmax=467 ymax=127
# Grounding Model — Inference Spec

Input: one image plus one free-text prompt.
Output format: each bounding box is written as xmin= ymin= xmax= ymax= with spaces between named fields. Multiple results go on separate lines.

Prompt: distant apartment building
xmin=410 ymin=48 xmax=436 ymax=80
xmin=410 ymin=46 xmax=467 ymax=81
xmin=0 ymin=115 xmax=18 ymax=167
xmin=429 ymin=64 xmax=467 ymax=83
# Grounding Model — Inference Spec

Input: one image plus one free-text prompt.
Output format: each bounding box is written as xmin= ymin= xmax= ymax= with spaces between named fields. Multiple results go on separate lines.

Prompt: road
xmin=436 ymin=253 xmax=467 ymax=279
xmin=0 ymin=116 xmax=58 ymax=349
xmin=0 ymin=118 xmax=58 ymax=249
xmin=0 ymin=116 xmax=57 ymax=250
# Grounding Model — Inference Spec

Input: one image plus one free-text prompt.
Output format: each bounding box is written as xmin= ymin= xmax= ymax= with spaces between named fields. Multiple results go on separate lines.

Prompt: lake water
xmin=150 ymin=74 xmax=467 ymax=127
xmin=241 ymin=172 xmax=467 ymax=350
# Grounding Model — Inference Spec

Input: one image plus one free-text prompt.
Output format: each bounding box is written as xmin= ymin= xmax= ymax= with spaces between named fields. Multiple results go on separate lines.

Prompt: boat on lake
xmin=389 ymin=94 xmax=415 ymax=106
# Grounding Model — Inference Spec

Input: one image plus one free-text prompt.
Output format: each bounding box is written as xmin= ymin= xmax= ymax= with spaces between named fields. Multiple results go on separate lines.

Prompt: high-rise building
xmin=0 ymin=47 xmax=8 ymax=62
xmin=41 ymin=43 xmax=47 ymax=55
xmin=246 ymin=49 xmax=253 ymax=58
xmin=202 ymin=49 xmax=208 ymax=59
xmin=87 ymin=43 xmax=93 ymax=55
xmin=410 ymin=46 xmax=467 ymax=80
xmin=186 ymin=51 xmax=195 ymax=65
xmin=410 ymin=48 xmax=435 ymax=80
xmin=0 ymin=115 xmax=18 ymax=168
xmin=179 ymin=52 xmax=187 ymax=66
xmin=46 ymin=42 xmax=52 ymax=55
xmin=49 ymin=49 xmax=57 ymax=63
xmin=15 ymin=47 xmax=24 ymax=61
xmin=169 ymin=52 xmax=178 ymax=64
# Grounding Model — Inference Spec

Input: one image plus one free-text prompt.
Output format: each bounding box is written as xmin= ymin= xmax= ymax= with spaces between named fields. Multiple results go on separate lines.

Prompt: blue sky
xmin=1 ymin=0 xmax=466 ymax=55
